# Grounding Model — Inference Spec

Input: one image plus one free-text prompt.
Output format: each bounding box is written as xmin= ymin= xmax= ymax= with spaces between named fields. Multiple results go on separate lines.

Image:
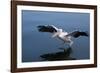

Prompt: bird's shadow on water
xmin=40 ymin=47 xmax=76 ymax=61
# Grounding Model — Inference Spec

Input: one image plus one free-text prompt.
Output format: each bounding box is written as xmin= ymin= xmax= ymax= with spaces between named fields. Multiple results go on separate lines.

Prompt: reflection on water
xmin=40 ymin=47 xmax=76 ymax=61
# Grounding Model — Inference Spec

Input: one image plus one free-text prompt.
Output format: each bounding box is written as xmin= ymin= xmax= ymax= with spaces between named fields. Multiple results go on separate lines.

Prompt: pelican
xmin=37 ymin=25 xmax=88 ymax=47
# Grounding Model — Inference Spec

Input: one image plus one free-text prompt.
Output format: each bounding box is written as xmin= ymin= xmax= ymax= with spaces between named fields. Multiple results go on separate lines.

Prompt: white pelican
xmin=37 ymin=25 xmax=88 ymax=47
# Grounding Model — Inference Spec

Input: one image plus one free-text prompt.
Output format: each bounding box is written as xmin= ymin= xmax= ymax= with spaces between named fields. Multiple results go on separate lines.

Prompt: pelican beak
xmin=52 ymin=33 xmax=58 ymax=38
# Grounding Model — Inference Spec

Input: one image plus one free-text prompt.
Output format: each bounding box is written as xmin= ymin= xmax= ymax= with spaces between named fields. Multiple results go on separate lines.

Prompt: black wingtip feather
xmin=37 ymin=25 xmax=57 ymax=33
xmin=74 ymin=31 xmax=89 ymax=38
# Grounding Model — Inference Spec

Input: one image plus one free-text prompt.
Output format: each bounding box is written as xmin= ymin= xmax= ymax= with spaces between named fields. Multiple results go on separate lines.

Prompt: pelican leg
xmin=69 ymin=41 xmax=73 ymax=47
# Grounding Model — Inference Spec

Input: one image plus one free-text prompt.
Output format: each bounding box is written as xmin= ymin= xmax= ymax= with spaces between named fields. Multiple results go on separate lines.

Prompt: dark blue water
xmin=22 ymin=10 xmax=90 ymax=62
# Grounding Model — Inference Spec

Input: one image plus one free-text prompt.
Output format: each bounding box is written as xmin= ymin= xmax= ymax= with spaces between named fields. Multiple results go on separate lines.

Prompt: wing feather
xmin=37 ymin=25 xmax=57 ymax=33
xmin=66 ymin=30 xmax=88 ymax=38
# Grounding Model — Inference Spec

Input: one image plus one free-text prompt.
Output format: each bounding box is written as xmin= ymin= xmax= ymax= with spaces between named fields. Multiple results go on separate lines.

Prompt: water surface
xmin=22 ymin=10 xmax=90 ymax=62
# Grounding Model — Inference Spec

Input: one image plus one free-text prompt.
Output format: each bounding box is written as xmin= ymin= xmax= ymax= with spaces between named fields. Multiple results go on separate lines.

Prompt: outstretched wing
xmin=37 ymin=25 xmax=58 ymax=33
xmin=67 ymin=30 xmax=89 ymax=38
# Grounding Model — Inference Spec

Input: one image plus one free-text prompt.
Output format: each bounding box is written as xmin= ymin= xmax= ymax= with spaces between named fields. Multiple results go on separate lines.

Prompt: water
xmin=22 ymin=10 xmax=90 ymax=62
